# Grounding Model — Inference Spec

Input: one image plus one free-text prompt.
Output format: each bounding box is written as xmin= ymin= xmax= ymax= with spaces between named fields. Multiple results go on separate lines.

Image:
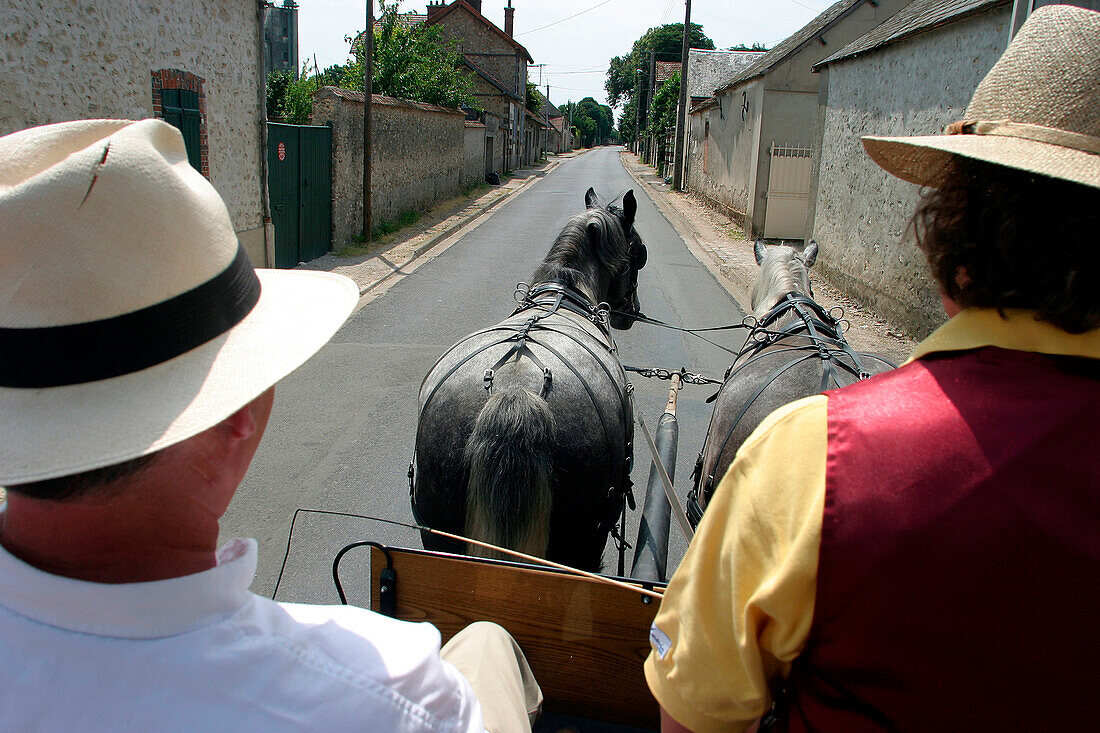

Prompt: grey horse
xmin=688 ymin=240 xmax=895 ymax=523
xmin=411 ymin=188 xmax=647 ymax=571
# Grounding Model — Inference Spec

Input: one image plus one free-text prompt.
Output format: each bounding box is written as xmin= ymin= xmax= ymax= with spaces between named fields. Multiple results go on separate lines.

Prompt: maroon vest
xmin=784 ymin=347 xmax=1100 ymax=732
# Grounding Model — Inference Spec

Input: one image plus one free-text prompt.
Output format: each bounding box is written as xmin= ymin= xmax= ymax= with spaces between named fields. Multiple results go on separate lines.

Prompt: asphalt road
xmin=222 ymin=147 xmax=746 ymax=604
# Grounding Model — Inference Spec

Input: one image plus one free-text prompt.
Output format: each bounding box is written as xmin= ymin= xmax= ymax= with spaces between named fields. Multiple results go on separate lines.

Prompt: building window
xmin=151 ymin=69 xmax=208 ymax=177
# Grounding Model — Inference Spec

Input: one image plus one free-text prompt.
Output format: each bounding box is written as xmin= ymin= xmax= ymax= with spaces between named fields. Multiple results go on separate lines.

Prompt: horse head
xmin=750 ymin=239 xmax=818 ymax=319
xmin=585 ymin=187 xmax=647 ymax=329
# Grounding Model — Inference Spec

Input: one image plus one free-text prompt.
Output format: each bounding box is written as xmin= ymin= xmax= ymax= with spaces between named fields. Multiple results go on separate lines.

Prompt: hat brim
xmin=862 ymin=133 xmax=1100 ymax=190
xmin=0 ymin=269 xmax=359 ymax=485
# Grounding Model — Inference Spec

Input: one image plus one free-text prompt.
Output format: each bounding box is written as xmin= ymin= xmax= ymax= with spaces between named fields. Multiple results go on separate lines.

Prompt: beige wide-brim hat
xmin=863 ymin=4 xmax=1100 ymax=190
xmin=0 ymin=119 xmax=358 ymax=485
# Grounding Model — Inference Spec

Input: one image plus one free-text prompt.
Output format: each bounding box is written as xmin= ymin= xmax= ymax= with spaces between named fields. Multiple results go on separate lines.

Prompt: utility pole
xmin=634 ymin=62 xmax=642 ymax=154
xmin=362 ymin=0 xmax=373 ymax=242
xmin=646 ymin=49 xmax=656 ymax=162
xmin=546 ymin=83 xmax=552 ymax=152
xmin=672 ymin=0 xmax=691 ymax=191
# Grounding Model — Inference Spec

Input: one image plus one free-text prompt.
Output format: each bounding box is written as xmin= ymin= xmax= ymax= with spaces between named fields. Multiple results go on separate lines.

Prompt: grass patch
xmin=464 ymin=181 xmax=489 ymax=198
xmin=336 ymin=209 xmax=422 ymax=257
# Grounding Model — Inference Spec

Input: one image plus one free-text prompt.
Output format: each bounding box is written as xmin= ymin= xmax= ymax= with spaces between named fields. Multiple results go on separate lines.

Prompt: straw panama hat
xmin=0 ymin=119 xmax=358 ymax=485
xmin=862 ymin=4 xmax=1100 ymax=190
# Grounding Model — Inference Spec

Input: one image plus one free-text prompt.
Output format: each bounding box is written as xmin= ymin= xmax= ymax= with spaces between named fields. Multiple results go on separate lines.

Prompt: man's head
xmin=861 ymin=5 xmax=1100 ymax=329
xmin=0 ymin=120 xmax=357 ymax=492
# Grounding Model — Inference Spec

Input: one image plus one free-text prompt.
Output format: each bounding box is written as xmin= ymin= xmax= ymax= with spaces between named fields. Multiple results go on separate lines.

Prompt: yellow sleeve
xmin=644 ymin=394 xmax=827 ymax=733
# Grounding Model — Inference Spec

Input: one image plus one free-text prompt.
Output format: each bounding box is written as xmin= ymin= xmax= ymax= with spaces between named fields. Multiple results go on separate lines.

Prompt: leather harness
xmin=410 ymin=281 xmax=637 ymax=538
xmin=687 ymin=292 xmax=896 ymax=526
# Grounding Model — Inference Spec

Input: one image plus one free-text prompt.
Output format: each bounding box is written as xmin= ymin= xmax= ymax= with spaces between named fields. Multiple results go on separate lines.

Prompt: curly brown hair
xmin=913 ymin=157 xmax=1100 ymax=333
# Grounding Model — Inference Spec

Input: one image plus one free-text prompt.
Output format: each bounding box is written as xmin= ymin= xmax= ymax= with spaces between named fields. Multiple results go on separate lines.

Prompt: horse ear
xmin=585 ymin=187 xmax=598 ymax=209
xmin=623 ymin=190 xmax=637 ymax=225
xmin=803 ymin=239 xmax=818 ymax=268
xmin=754 ymin=240 xmax=767 ymax=265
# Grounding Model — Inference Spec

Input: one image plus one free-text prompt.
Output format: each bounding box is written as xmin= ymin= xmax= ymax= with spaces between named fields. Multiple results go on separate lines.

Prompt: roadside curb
xmin=619 ymin=152 xmax=755 ymax=308
xmin=355 ymin=158 xmax=562 ymax=297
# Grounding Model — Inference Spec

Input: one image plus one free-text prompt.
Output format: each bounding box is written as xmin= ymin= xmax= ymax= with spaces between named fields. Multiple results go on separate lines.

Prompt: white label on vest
xmin=650 ymin=623 xmax=672 ymax=659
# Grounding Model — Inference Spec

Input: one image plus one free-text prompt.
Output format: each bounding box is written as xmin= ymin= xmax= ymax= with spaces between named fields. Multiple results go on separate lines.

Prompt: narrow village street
xmin=223 ymin=147 xmax=746 ymax=603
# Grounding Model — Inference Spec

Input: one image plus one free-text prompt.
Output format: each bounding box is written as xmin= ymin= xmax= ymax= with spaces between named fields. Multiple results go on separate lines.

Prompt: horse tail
xmin=464 ymin=388 xmax=556 ymax=560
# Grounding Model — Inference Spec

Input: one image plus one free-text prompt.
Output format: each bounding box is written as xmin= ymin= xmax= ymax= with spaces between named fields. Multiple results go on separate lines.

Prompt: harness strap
xmin=704 ymin=353 xmax=819 ymax=494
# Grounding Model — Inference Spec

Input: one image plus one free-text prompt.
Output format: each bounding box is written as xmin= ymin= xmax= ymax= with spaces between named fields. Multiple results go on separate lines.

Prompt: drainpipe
xmin=257 ymin=0 xmax=275 ymax=267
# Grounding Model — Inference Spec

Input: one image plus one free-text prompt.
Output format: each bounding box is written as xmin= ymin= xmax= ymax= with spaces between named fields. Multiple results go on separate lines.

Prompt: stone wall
xmin=312 ymin=88 xmax=470 ymax=250
xmin=809 ymin=6 xmax=1010 ymax=337
xmin=1 ymin=0 xmax=267 ymax=264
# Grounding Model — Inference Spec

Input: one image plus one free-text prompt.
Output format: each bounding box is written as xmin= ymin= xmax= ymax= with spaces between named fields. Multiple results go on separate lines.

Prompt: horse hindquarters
xmin=464 ymin=388 xmax=556 ymax=559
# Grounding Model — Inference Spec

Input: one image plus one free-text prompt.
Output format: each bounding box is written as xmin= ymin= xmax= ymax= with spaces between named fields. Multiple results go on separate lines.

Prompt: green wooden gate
xmin=267 ymin=123 xmax=332 ymax=268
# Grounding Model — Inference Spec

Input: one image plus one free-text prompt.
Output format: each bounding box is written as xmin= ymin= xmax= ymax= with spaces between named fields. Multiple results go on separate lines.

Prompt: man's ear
xmin=222 ymin=403 xmax=260 ymax=440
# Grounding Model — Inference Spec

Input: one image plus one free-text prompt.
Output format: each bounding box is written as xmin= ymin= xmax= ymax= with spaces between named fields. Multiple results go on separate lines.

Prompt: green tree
xmin=266 ymin=65 xmax=323 ymax=124
xmin=605 ymin=23 xmax=714 ymax=115
xmin=646 ymin=72 xmax=680 ymax=138
xmin=526 ymin=81 xmax=545 ymax=114
xmin=266 ymin=69 xmax=292 ymax=120
xmin=343 ymin=0 xmax=473 ymax=109
xmin=571 ymin=97 xmax=614 ymax=147
xmin=266 ymin=1 xmax=473 ymax=121
xmin=616 ymin=96 xmax=639 ymax=142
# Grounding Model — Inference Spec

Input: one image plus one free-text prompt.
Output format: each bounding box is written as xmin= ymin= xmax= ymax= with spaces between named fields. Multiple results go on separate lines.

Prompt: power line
xmin=784 ymin=0 xmax=827 ymax=13
xmin=515 ymin=0 xmax=616 ymax=37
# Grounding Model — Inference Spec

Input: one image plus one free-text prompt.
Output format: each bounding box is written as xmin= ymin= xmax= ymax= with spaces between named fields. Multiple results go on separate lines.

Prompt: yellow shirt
xmin=643 ymin=310 xmax=1100 ymax=733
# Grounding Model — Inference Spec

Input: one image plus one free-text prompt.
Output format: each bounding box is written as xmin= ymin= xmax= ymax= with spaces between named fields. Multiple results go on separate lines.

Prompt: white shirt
xmin=0 ymin=535 xmax=483 ymax=732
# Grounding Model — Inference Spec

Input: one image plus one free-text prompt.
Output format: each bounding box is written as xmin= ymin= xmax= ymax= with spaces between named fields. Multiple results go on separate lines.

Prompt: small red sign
xmin=277 ymin=142 xmax=286 ymax=161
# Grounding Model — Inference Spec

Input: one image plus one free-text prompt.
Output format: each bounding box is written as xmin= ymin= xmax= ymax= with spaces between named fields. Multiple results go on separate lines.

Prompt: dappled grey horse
xmin=688 ymin=241 xmax=895 ymax=524
xmin=411 ymin=188 xmax=648 ymax=571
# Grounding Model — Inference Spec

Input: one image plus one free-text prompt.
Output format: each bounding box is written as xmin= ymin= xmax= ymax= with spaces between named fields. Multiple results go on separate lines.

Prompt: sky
xmin=295 ymin=0 xmax=838 ymax=110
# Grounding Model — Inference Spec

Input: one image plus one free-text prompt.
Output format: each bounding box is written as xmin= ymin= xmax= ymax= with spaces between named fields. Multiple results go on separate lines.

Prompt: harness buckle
xmin=483 ymin=369 xmax=494 ymax=393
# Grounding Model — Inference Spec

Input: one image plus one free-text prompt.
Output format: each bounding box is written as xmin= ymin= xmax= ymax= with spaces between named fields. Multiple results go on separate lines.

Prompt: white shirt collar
xmin=0 ymin=511 xmax=257 ymax=639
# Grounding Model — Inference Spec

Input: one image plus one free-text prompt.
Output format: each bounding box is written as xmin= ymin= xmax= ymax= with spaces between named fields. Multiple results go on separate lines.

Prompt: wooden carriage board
xmin=368 ymin=546 xmax=662 ymax=729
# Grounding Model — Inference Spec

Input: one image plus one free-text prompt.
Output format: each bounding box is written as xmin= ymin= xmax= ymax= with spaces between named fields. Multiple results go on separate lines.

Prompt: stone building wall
xmin=1 ymin=0 xmax=267 ymax=264
xmin=433 ymin=10 xmax=521 ymax=96
xmin=683 ymin=82 xmax=764 ymax=226
xmin=313 ymin=88 xmax=467 ymax=250
xmin=810 ymin=6 xmax=1010 ymax=337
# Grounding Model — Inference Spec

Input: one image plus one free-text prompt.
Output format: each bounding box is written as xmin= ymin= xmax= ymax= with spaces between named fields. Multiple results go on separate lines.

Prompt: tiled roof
xmin=541 ymin=98 xmax=561 ymax=119
xmin=655 ymin=60 xmax=681 ymax=85
xmin=395 ymin=12 xmax=426 ymax=29
xmin=716 ymin=0 xmax=865 ymax=93
xmin=815 ymin=0 xmax=1009 ymax=68
xmin=687 ymin=49 xmax=765 ymax=98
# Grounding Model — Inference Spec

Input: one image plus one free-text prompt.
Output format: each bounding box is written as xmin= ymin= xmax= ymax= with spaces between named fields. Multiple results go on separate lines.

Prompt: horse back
xmin=413 ymin=308 xmax=634 ymax=570
xmin=696 ymin=341 xmax=893 ymax=508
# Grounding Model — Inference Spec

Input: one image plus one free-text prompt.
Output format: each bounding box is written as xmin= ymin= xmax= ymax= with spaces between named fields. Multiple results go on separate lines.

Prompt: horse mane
xmin=531 ymin=208 xmax=630 ymax=299
xmin=751 ymin=246 xmax=811 ymax=318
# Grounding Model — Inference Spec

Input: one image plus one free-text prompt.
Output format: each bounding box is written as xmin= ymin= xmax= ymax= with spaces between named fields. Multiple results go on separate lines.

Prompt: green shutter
xmin=161 ymin=88 xmax=202 ymax=171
